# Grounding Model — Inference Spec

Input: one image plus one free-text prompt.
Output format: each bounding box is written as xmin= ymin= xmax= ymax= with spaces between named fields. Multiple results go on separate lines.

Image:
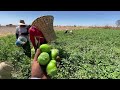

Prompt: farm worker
xmin=0 ymin=62 xmax=13 ymax=79
xmin=29 ymin=26 xmax=47 ymax=52
xmin=31 ymin=49 xmax=48 ymax=79
xmin=16 ymin=20 xmax=31 ymax=58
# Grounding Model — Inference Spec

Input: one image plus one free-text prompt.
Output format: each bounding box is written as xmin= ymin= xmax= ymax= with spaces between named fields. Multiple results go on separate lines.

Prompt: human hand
xmin=31 ymin=49 xmax=47 ymax=79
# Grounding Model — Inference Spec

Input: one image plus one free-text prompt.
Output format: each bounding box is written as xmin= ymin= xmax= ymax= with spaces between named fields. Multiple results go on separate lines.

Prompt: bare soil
xmin=0 ymin=26 xmax=89 ymax=37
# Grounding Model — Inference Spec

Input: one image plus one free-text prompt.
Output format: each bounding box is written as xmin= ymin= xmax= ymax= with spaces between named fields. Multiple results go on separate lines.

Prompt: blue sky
xmin=0 ymin=11 xmax=120 ymax=26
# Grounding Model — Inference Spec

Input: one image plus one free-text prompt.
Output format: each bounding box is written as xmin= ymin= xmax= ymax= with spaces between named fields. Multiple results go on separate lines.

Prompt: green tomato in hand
xmin=51 ymin=49 xmax=59 ymax=60
xmin=46 ymin=60 xmax=57 ymax=77
xmin=39 ymin=44 xmax=51 ymax=53
xmin=38 ymin=52 xmax=50 ymax=65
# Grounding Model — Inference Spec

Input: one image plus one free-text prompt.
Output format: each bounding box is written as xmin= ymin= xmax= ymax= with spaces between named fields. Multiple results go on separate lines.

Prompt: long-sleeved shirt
xmin=29 ymin=26 xmax=46 ymax=48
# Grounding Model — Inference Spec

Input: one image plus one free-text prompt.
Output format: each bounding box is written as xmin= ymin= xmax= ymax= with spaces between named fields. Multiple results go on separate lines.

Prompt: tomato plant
xmin=1 ymin=29 xmax=120 ymax=79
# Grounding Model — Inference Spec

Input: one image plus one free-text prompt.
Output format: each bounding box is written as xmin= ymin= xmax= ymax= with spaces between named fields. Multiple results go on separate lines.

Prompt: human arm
xmin=29 ymin=28 xmax=37 ymax=51
xmin=16 ymin=27 xmax=19 ymax=40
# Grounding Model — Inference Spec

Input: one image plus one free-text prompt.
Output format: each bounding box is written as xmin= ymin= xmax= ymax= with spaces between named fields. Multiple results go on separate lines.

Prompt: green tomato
xmin=38 ymin=52 xmax=50 ymax=65
xmin=51 ymin=49 xmax=59 ymax=60
xmin=46 ymin=60 xmax=57 ymax=76
xmin=39 ymin=44 xmax=51 ymax=53
xmin=50 ymin=60 xmax=57 ymax=65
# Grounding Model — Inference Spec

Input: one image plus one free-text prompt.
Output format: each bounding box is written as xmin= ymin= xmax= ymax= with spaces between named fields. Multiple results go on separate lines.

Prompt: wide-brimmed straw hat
xmin=31 ymin=15 xmax=57 ymax=43
xmin=18 ymin=20 xmax=26 ymax=26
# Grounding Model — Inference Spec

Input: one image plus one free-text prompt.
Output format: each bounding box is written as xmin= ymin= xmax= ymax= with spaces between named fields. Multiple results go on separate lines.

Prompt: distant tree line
xmin=0 ymin=24 xmax=16 ymax=27
xmin=6 ymin=24 xmax=16 ymax=27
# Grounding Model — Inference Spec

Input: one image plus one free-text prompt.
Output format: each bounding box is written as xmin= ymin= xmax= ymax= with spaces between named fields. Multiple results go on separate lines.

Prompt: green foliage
xmin=0 ymin=35 xmax=31 ymax=79
xmin=52 ymin=29 xmax=120 ymax=79
xmin=1 ymin=29 xmax=120 ymax=79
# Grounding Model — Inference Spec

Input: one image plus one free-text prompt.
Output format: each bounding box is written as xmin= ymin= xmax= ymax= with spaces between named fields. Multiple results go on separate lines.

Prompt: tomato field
xmin=1 ymin=28 xmax=120 ymax=79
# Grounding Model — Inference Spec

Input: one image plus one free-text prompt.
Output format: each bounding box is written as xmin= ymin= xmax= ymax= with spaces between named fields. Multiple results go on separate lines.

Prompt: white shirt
xmin=16 ymin=26 xmax=28 ymax=35
xmin=16 ymin=26 xmax=30 ymax=41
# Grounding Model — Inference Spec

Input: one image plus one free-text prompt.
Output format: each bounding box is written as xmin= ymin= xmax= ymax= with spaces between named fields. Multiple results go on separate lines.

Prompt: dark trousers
xmin=22 ymin=41 xmax=31 ymax=58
